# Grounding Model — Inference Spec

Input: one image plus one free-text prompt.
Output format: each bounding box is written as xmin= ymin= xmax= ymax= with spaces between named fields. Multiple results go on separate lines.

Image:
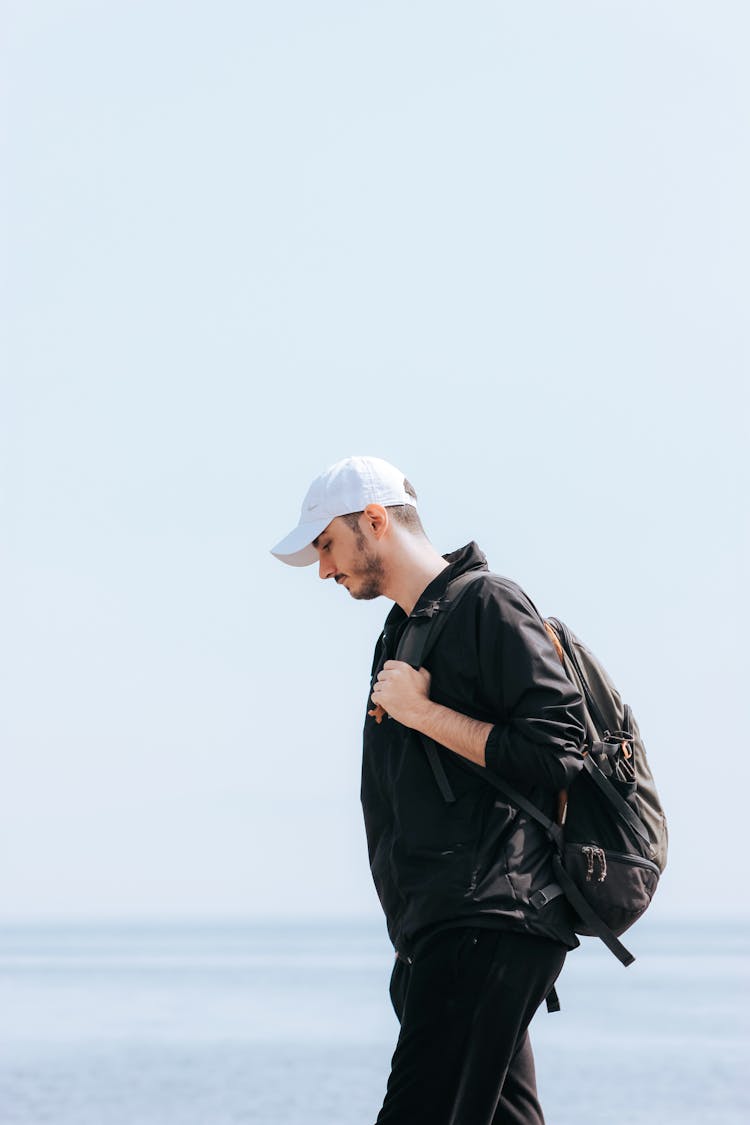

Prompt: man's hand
xmin=371 ymin=660 xmax=432 ymax=728
xmin=370 ymin=659 xmax=493 ymax=768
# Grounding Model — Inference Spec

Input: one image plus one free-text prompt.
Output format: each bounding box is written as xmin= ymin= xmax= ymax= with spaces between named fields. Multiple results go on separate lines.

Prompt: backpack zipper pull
xmin=596 ymin=848 xmax=607 ymax=882
xmin=582 ymin=845 xmax=607 ymax=882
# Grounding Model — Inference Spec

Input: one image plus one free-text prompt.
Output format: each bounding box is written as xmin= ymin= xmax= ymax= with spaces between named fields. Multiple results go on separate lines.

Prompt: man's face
xmin=313 ymin=515 xmax=386 ymax=600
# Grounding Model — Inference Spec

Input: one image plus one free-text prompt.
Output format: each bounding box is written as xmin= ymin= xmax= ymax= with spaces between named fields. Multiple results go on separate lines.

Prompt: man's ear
xmin=363 ymin=503 xmax=389 ymax=541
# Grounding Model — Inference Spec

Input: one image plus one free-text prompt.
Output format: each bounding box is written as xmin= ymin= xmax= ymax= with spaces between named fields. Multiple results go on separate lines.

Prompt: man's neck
xmin=385 ymin=542 xmax=450 ymax=617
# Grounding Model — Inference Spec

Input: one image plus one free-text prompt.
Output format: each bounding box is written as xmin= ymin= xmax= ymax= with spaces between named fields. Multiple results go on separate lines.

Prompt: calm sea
xmin=0 ymin=917 xmax=747 ymax=1124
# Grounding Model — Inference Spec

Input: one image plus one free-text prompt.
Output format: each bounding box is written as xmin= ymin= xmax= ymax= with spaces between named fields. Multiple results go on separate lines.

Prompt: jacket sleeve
xmin=477 ymin=578 xmax=586 ymax=791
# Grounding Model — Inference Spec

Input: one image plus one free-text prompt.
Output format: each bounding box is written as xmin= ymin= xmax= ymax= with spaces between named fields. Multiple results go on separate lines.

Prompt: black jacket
xmin=360 ymin=542 xmax=587 ymax=957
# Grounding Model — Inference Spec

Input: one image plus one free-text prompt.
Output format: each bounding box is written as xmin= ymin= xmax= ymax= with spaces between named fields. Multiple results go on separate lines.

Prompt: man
xmin=271 ymin=455 xmax=586 ymax=1125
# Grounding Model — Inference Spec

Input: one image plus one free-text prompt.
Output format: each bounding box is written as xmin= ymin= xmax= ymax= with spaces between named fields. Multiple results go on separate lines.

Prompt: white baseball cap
xmin=271 ymin=455 xmax=417 ymax=567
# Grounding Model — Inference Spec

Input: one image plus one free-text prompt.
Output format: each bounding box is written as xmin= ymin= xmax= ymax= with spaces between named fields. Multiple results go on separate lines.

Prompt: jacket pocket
xmin=394 ymin=840 xmax=476 ymax=902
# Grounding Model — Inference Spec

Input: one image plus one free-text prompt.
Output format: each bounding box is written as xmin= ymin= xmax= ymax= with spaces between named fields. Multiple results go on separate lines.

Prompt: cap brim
xmin=270 ymin=516 xmax=330 ymax=567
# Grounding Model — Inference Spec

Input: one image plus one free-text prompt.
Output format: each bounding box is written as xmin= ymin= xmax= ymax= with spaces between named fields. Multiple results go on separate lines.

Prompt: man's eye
xmin=322 ymin=541 xmax=331 ymax=552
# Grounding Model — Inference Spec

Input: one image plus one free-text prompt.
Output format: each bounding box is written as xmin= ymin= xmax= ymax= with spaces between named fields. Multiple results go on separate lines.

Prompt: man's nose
xmin=318 ymin=556 xmax=336 ymax=580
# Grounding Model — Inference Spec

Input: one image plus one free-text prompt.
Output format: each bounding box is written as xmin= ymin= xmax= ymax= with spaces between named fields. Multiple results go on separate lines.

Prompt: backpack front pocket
xmin=564 ymin=843 xmax=661 ymax=936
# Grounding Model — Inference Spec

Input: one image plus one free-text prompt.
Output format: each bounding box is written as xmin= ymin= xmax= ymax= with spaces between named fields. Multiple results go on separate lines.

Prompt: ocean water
xmin=0 ymin=917 xmax=747 ymax=1124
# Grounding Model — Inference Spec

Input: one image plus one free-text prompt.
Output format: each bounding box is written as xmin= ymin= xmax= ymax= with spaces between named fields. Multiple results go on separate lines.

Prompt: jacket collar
xmin=383 ymin=541 xmax=489 ymax=631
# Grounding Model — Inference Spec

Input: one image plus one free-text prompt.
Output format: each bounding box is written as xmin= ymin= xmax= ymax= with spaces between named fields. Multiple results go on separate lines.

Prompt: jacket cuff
xmin=484 ymin=725 xmax=504 ymax=774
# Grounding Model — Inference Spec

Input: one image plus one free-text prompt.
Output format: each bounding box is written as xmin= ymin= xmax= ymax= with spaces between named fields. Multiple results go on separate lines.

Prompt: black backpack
xmin=397 ymin=571 xmax=668 ymax=970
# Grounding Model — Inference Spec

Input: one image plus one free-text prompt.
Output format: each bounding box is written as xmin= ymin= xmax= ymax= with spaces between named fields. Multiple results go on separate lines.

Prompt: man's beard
xmin=345 ymin=535 xmax=386 ymax=600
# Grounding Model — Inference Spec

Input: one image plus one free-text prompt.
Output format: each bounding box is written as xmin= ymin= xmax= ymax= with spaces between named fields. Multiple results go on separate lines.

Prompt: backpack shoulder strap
xmin=393 ymin=569 xmax=569 ymax=836
xmin=393 ymin=571 xmax=485 ymax=807
xmin=396 ymin=570 xmax=485 ymax=669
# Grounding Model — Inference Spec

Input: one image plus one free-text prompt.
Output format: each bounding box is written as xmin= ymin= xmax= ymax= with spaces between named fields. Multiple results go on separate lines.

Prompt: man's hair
xmin=341 ymin=477 xmax=425 ymax=536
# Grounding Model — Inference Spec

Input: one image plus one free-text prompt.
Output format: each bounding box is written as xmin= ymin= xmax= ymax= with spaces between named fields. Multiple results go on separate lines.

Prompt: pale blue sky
xmin=2 ymin=1 xmax=747 ymax=924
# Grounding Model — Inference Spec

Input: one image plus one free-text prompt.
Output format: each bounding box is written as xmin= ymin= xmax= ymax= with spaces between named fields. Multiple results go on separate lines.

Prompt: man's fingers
xmin=377 ymin=664 xmax=430 ymax=687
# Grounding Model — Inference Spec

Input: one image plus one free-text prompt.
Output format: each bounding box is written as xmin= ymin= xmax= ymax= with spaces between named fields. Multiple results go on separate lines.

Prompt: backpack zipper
xmin=578 ymin=844 xmax=660 ymax=882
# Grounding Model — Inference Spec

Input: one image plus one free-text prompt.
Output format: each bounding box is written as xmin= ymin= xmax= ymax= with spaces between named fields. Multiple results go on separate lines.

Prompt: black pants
xmin=375 ymin=927 xmax=566 ymax=1125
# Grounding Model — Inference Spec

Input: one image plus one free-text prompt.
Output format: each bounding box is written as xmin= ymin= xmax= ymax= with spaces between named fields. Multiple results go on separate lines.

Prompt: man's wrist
xmin=410 ymin=699 xmax=493 ymax=768
xmin=412 ymin=699 xmax=452 ymax=740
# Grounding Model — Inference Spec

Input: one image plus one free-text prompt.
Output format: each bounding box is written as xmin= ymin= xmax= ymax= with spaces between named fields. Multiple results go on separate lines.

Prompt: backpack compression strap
xmin=545 ymin=617 xmax=652 ymax=850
